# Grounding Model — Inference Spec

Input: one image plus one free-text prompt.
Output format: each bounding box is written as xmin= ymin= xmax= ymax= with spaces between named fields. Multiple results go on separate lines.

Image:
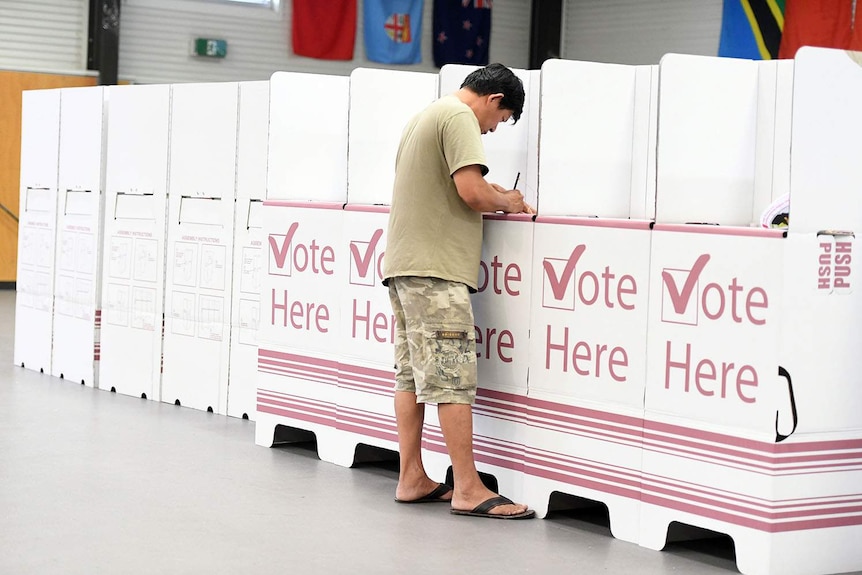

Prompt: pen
xmin=513 ymin=172 xmax=520 ymax=190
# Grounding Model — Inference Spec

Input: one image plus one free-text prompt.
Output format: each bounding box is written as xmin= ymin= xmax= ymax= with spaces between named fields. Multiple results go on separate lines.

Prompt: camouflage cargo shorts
xmin=388 ymin=276 xmax=478 ymax=405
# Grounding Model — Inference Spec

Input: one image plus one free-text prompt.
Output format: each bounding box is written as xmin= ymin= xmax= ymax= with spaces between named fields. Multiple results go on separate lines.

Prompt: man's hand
xmin=493 ymin=183 xmax=535 ymax=215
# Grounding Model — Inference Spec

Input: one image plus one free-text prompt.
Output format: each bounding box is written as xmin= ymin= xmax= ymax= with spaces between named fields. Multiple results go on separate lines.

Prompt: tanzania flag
xmin=718 ymin=0 xmax=785 ymax=59
xmin=292 ymin=0 xmax=356 ymax=60
xmin=364 ymin=0 xmax=424 ymax=65
xmin=778 ymin=0 xmax=854 ymax=59
xmin=433 ymin=0 xmax=492 ymax=68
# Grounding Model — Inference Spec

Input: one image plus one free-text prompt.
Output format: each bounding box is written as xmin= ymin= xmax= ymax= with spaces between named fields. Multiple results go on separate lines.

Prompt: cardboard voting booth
xmin=257 ymin=201 xmax=348 ymax=463
xmin=517 ymin=60 xmax=657 ymax=541
xmin=332 ymin=68 xmax=439 ymax=466
xmin=51 ymin=86 xmax=107 ymax=388
xmin=161 ymin=82 xmax=238 ymax=414
xmin=255 ymin=72 xmax=350 ymax=459
xmin=100 ymin=84 xmax=171 ymax=401
xmin=636 ymin=49 xmax=862 ymax=575
xmin=15 ymin=89 xmax=61 ymax=374
xmin=336 ymin=205 xmax=397 ymax=460
xmin=227 ymin=80 xmax=269 ymax=421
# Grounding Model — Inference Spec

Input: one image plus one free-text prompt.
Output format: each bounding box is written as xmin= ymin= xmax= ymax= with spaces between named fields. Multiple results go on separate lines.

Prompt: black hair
xmin=460 ymin=63 xmax=525 ymax=124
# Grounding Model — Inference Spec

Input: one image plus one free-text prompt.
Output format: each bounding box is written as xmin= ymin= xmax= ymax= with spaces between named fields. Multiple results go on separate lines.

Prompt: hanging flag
xmin=718 ymin=0 xmax=785 ymax=59
xmin=364 ymin=0 xmax=424 ymax=64
xmin=433 ymin=0 xmax=492 ymax=68
xmin=292 ymin=0 xmax=357 ymax=60
xmin=778 ymin=0 xmax=853 ymax=59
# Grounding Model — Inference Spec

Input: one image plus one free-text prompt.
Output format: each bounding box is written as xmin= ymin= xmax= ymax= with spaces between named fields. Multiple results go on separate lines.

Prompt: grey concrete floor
xmin=0 ymin=289 xmax=806 ymax=574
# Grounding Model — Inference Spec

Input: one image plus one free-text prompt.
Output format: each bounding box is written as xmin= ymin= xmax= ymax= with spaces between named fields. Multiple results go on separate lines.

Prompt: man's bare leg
xmin=437 ymin=403 xmax=529 ymax=516
xmin=394 ymin=390 xmax=451 ymax=501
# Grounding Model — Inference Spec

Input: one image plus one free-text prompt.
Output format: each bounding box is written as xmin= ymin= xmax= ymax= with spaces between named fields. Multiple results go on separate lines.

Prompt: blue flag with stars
xmin=433 ymin=0 xmax=492 ymax=68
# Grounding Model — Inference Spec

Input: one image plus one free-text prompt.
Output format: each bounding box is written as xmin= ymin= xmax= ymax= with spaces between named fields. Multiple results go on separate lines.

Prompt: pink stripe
xmin=526 ymin=408 xmax=644 ymax=442
xmin=339 ymin=362 xmax=394 ymax=379
xmin=336 ymin=421 xmax=398 ymax=443
xmin=257 ymin=404 xmax=335 ymax=427
xmin=653 ymin=223 xmax=784 ymax=238
xmin=257 ymin=397 xmax=335 ymax=419
xmin=645 ymin=419 xmax=862 ymax=459
xmin=642 ymin=494 xmax=862 ymax=532
xmin=262 ymin=200 xmax=344 ymax=210
xmin=535 ymin=216 xmax=652 ymax=230
xmin=258 ymin=366 xmax=337 ymax=385
xmin=344 ymin=204 xmax=389 ymax=214
xmin=528 ymin=446 xmax=642 ymax=482
xmin=337 ymin=382 xmax=392 ymax=398
xmin=338 ymin=375 xmax=391 ymax=390
xmin=524 ymin=464 xmax=642 ymax=500
xmin=477 ymin=387 xmax=529 ymax=406
xmin=483 ymin=213 xmax=534 ymax=222
xmin=258 ymin=357 xmax=338 ymax=380
xmin=524 ymin=455 xmax=640 ymax=489
xmin=257 ymin=361 xmax=338 ymax=381
xmin=257 ymin=389 xmax=332 ymax=407
xmin=528 ymin=395 xmax=644 ymax=428
xmin=258 ymin=348 xmax=339 ymax=370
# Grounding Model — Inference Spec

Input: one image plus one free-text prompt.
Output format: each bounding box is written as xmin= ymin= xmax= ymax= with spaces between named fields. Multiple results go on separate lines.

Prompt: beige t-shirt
xmin=383 ymin=95 xmax=488 ymax=291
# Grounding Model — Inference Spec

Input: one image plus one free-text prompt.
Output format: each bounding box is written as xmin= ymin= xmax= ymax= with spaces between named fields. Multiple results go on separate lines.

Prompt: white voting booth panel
xmin=346 ymin=68 xmax=438 ymax=205
xmin=100 ymin=84 xmax=171 ymax=401
xmin=162 ymin=82 xmax=238 ymax=414
xmin=538 ymin=60 xmax=657 ymax=219
xmin=227 ymin=80 xmax=269 ymax=421
xmin=656 ymin=54 xmax=761 ymax=226
xmin=336 ymin=206 xmax=398 ymax=462
xmin=770 ymin=48 xmax=862 ymax=575
xmin=438 ymin=65 xmax=541 ymax=209
xmin=256 ymin=202 xmax=348 ymax=464
xmin=524 ymin=217 xmax=650 ymax=542
xmin=51 ymin=86 xmax=106 ymax=387
xmin=15 ymin=89 xmax=61 ymax=374
xmin=266 ymin=72 xmax=349 ymax=201
xmin=753 ymin=60 xmax=793 ymax=225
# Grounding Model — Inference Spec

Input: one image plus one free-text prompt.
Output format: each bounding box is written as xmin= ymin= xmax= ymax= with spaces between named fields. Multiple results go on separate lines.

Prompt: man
xmin=383 ymin=63 xmax=535 ymax=519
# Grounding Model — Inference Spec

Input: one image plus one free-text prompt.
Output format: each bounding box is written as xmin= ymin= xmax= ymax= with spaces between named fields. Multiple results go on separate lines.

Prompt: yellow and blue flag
xmin=718 ymin=0 xmax=785 ymax=59
xmin=364 ymin=0 xmax=424 ymax=65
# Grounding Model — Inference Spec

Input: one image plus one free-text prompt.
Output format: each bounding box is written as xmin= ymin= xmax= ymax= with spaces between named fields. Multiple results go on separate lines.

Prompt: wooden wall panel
xmin=0 ymin=70 xmax=97 ymax=284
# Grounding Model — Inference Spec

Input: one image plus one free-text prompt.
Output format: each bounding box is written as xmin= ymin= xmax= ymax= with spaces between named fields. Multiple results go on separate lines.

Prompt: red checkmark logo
xmin=661 ymin=254 xmax=710 ymax=314
xmin=542 ymin=245 xmax=586 ymax=301
xmin=350 ymin=228 xmax=384 ymax=278
xmin=268 ymin=222 xmax=299 ymax=270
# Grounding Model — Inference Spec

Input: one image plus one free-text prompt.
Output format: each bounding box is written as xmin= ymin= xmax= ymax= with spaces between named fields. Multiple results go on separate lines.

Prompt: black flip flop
xmin=394 ymin=483 xmax=453 ymax=504
xmin=450 ymin=495 xmax=536 ymax=519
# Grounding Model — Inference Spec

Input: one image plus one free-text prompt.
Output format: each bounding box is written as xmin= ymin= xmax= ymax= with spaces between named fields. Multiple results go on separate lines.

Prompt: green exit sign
xmin=193 ymin=38 xmax=227 ymax=58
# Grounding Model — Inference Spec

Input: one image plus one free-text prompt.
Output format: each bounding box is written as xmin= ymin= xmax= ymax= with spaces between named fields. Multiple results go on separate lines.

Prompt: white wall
xmin=562 ymin=0 xmax=723 ymax=65
xmin=0 ymin=0 xmax=89 ymax=73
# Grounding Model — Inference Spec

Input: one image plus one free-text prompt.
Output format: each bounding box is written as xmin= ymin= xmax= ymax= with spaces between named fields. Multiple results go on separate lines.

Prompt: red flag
xmin=778 ymin=0 xmax=853 ymax=59
xmin=850 ymin=2 xmax=862 ymax=51
xmin=292 ymin=0 xmax=357 ymax=60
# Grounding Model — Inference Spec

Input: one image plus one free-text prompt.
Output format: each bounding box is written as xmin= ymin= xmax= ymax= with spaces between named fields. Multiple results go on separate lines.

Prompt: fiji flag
xmin=433 ymin=0 xmax=492 ymax=68
xmin=364 ymin=0 xmax=424 ymax=65
xmin=718 ymin=0 xmax=784 ymax=59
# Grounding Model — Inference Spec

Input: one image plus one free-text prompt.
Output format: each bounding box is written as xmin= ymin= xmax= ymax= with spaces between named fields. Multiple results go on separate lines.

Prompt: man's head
xmin=460 ymin=63 xmax=525 ymax=135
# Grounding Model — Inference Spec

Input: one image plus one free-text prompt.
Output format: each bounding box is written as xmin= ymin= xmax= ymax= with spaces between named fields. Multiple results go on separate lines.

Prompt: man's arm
xmin=452 ymin=165 xmax=534 ymax=214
